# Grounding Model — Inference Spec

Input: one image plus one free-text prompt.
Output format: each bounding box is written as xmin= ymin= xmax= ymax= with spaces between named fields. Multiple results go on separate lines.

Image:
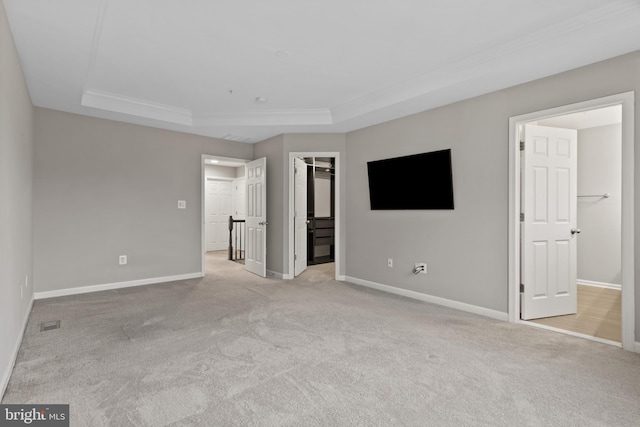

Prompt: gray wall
xmin=284 ymin=134 xmax=346 ymax=278
xmin=0 ymin=0 xmax=34 ymax=396
xmin=253 ymin=133 xmax=347 ymax=277
xmin=345 ymin=51 xmax=640 ymax=338
xmin=33 ymin=108 xmax=253 ymax=292
xmin=577 ymin=124 xmax=622 ymax=285
xmin=346 ymin=102 xmax=506 ymax=311
xmin=204 ymin=164 xmax=237 ymax=179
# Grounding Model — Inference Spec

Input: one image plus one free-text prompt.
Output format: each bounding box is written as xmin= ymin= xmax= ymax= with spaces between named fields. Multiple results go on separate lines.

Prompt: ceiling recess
xmin=4 ymin=0 xmax=640 ymax=143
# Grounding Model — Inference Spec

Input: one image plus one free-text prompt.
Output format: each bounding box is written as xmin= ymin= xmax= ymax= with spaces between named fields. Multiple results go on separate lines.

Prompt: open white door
xmin=294 ymin=158 xmax=308 ymax=276
xmin=245 ymin=158 xmax=267 ymax=277
xmin=521 ymin=124 xmax=578 ymax=320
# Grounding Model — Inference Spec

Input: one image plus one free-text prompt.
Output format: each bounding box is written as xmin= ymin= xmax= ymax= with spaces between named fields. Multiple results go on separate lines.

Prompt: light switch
xmin=178 ymin=200 xmax=186 ymax=209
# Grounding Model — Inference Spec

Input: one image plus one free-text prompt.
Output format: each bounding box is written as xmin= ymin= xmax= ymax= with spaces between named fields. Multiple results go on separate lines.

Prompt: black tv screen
xmin=367 ymin=149 xmax=454 ymax=210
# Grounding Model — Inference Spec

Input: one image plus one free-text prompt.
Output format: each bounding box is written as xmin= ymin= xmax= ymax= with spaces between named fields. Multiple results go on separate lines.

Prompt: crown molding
xmin=82 ymin=88 xmax=334 ymax=127
xmin=82 ymin=89 xmax=193 ymax=125
xmin=76 ymin=0 xmax=639 ymax=134
xmin=192 ymin=109 xmax=332 ymax=126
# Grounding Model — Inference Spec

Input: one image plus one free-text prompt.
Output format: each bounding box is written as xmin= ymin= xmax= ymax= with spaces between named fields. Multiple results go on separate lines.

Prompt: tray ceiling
xmin=5 ymin=0 xmax=640 ymax=143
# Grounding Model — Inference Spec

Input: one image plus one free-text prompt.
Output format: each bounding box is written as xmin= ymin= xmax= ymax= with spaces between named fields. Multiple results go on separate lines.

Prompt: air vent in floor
xmin=40 ymin=320 xmax=61 ymax=332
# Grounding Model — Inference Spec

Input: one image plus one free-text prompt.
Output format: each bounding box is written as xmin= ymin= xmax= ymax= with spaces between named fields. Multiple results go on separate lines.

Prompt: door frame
xmin=508 ymin=92 xmax=635 ymax=351
xmin=200 ymin=154 xmax=249 ymax=276
xmin=288 ymin=152 xmax=341 ymax=281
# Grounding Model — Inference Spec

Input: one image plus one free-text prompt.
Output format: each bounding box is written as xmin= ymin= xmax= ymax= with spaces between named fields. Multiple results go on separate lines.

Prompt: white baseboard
xmin=635 ymin=341 xmax=640 ymax=354
xmin=267 ymin=270 xmax=286 ymax=279
xmin=578 ymin=279 xmax=621 ymax=290
xmin=344 ymin=276 xmax=508 ymax=321
xmin=1 ymin=295 xmax=34 ymax=399
xmin=336 ymin=275 xmax=346 ymax=281
xmin=34 ymin=272 xmax=204 ymax=300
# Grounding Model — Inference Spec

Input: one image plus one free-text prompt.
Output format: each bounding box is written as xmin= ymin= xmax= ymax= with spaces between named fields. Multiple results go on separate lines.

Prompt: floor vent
xmin=40 ymin=320 xmax=60 ymax=332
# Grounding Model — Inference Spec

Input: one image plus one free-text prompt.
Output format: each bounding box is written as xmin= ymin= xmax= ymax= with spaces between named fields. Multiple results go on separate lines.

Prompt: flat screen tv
xmin=367 ymin=149 xmax=454 ymax=210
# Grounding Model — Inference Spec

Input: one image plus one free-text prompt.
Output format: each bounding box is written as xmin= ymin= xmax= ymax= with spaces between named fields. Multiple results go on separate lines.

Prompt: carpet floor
xmin=3 ymin=252 xmax=640 ymax=426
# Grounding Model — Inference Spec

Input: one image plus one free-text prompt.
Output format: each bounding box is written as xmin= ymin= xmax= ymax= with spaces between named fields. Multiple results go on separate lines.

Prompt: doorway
xmin=200 ymin=155 xmax=249 ymax=275
xmin=521 ymin=106 xmax=622 ymax=342
xmin=204 ymin=178 xmax=232 ymax=251
xmin=508 ymin=92 xmax=635 ymax=351
xmin=304 ymin=157 xmax=336 ymax=266
xmin=288 ymin=152 xmax=341 ymax=280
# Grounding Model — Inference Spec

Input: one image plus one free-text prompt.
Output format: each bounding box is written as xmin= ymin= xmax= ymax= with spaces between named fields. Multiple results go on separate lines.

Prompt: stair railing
xmin=228 ymin=216 xmax=245 ymax=261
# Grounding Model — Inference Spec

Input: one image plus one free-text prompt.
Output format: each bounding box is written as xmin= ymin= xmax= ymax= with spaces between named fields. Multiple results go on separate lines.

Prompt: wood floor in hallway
xmin=529 ymin=284 xmax=621 ymax=342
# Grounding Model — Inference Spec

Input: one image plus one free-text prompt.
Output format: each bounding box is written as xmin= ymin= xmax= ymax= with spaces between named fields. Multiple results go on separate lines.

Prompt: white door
xmin=245 ymin=158 xmax=267 ymax=277
xmin=232 ymin=177 xmax=246 ymax=219
xmin=294 ymin=158 xmax=308 ymax=276
xmin=521 ymin=124 xmax=578 ymax=320
xmin=205 ymin=179 xmax=232 ymax=251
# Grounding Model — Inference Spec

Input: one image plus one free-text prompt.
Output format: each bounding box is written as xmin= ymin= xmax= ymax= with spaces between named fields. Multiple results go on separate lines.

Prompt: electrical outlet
xmin=388 ymin=258 xmax=393 ymax=268
xmin=414 ymin=262 xmax=427 ymax=274
xmin=119 ymin=255 xmax=128 ymax=265
xmin=178 ymin=200 xmax=186 ymax=209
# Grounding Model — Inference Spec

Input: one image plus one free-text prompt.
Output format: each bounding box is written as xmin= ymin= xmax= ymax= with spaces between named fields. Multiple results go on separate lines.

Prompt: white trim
xmin=508 ymin=92 xmax=635 ymax=351
xmin=519 ymin=320 xmax=622 ymax=348
xmin=345 ymin=276 xmax=508 ymax=321
xmin=82 ymin=0 xmax=109 ymax=94
xmin=82 ymin=89 xmax=193 ymax=126
xmin=82 ymin=90 xmax=332 ymax=128
xmin=267 ymin=270 xmax=288 ymax=280
xmin=578 ymin=280 xmax=621 ymax=290
xmin=336 ymin=275 xmax=346 ymax=281
xmin=193 ymin=109 xmax=332 ymax=126
xmin=202 ymin=155 xmax=251 ymax=167
xmin=34 ymin=272 xmax=202 ymax=300
xmin=205 ymin=176 xmax=234 ymax=182
xmin=635 ymin=341 xmax=640 ymax=354
xmin=619 ymin=93 xmax=635 ymax=352
xmin=1 ymin=296 xmax=34 ymax=399
xmin=288 ymin=152 xmax=341 ymax=281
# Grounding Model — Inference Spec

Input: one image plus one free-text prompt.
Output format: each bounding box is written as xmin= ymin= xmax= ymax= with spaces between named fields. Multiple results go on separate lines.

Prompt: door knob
xmin=306 ymin=220 xmax=311 ymax=224
xmin=571 ymin=228 xmax=581 ymax=235
xmin=259 ymin=221 xmax=268 ymax=226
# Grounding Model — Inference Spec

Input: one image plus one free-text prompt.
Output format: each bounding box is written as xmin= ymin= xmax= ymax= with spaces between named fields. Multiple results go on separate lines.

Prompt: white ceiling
xmin=204 ymin=157 xmax=246 ymax=168
xmin=5 ymin=0 xmax=640 ymax=143
xmin=537 ymin=105 xmax=622 ymax=130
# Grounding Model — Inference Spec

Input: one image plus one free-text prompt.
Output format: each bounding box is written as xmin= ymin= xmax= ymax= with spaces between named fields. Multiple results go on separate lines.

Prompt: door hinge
xmin=520 ymin=284 xmax=524 ymax=292
xmin=294 ymin=254 xmax=297 ymax=261
xmin=520 ymin=213 xmax=524 ymax=221
xmin=520 ymin=141 xmax=525 ymax=151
